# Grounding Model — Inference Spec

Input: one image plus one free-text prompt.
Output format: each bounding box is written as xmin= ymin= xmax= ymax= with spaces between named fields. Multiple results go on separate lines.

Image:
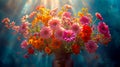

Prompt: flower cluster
xmin=2 ymin=4 xmax=111 ymax=57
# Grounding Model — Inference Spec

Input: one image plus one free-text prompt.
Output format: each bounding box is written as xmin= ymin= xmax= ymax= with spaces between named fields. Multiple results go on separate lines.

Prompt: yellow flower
xmin=81 ymin=8 xmax=88 ymax=14
xmin=31 ymin=17 xmax=40 ymax=27
xmin=78 ymin=12 xmax=84 ymax=17
xmin=58 ymin=11 xmax=63 ymax=17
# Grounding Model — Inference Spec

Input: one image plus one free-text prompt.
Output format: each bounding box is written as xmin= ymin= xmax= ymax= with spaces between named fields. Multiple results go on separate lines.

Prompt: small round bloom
xmin=80 ymin=16 xmax=90 ymax=25
xmin=50 ymin=8 xmax=58 ymax=16
xmin=95 ymin=12 xmax=103 ymax=21
xmin=48 ymin=18 xmax=61 ymax=30
xmin=29 ymin=11 xmax=37 ymax=18
xmin=12 ymin=26 xmax=20 ymax=33
xmin=19 ymin=22 xmax=30 ymax=33
xmin=64 ymin=4 xmax=72 ymax=9
xmin=72 ymin=44 xmax=80 ymax=54
xmin=85 ymin=40 xmax=98 ymax=53
xmin=40 ymin=26 xmax=52 ymax=39
xmin=10 ymin=21 xmax=15 ymax=27
xmin=97 ymin=22 xmax=110 ymax=38
xmin=62 ymin=12 xmax=71 ymax=18
xmin=63 ymin=30 xmax=76 ymax=42
xmin=71 ymin=23 xmax=80 ymax=33
xmin=28 ymin=47 xmax=34 ymax=54
xmin=24 ymin=53 xmax=29 ymax=58
xmin=55 ymin=27 xmax=65 ymax=40
xmin=45 ymin=47 xmax=51 ymax=54
xmin=21 ymin=40 xmax=28 ymax=49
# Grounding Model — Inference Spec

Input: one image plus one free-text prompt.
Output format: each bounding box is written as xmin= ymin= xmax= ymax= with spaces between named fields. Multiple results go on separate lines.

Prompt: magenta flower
xmin=21 ymin=40 xmax=28 ymax=49
xmin=63 ymin=30 xmax=76 ymax=42
xmin=80 ymin=16 xmax=90 ymax=25
xmin=40 ymin=26 xmax=52 ymax=39
xmin=97 ymin=22 xmax=110 ymax=37
xmin=71 ymin=23 xmax=80 ymax=33
xmin=48 ymin=18 xmax=61 ymax=30
xmin=55 ymin=27 xmax=65 ymax=40
xmin=85 ymin=40 xmax=98 ymax=53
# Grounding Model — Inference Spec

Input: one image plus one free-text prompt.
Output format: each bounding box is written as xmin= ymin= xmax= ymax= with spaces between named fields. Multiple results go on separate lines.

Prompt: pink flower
xmin=19 ymin=22 xmax=30 ymax=33
xmin=21 ymin=15 xmax=29 ymax=22
xmin=29 ymin=11 xmax=37 ymax=18
xmin=97 ymin=22 xmax=110 ymax=38
xmin=80 ymin=16 xmax=90 ymax=25
xmin=50 ymin=8 xmax=58 ymax=16
xmin=48 ymin=18 xmax=61 ymax=30
xmin=12 ymin=26 xmax=20 ymax=33
xmin=62 ymin=16 xmax=71 ymax=25
xmin=55 ymin=27 xmax=65 ymax=40
xmin=62 ymin=12 xmax=71 ymax=18
xmin=10 ymin=21 xmax=15 ymax=27
xmin=40 ymin=26 xmax=52 ymax=39
xmin=63 ymin=30 xmax=76 ymax=42
xmin=71 ymin=23 xmax=80 ymax=33
xmin=21 ymin=40 xmax=28 ymax=49
xmin=95 ymin=12 xmax=103 ymax=21
xmin=85 ymin=40 xmax=98 ymax=53
xmin=2 ymin=18 xmax=10 ymax=23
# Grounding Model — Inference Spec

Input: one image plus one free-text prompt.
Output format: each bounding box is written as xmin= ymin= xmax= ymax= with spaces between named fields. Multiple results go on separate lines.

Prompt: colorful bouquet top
xmin=2 ymin=4 xmax=111 ymax=58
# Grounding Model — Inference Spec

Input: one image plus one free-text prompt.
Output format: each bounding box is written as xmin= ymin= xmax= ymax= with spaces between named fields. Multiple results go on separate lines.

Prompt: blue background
xmin=0 ymin=0 xmax=120 ymax=67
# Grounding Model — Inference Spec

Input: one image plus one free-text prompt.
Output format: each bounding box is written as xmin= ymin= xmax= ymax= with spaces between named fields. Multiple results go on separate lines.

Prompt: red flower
xmin=72 ymin=44 xmax=80 ymax=54
xmin=95 ymin=12 xmax=103 ymax=21
xmin=80 ymin=25 xmax=92 ymax=42
xmin=28 ymin=47 xmax=34 ymax=54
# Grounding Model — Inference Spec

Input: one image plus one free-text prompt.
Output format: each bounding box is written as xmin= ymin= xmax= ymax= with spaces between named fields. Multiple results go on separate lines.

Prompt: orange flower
xmin=50 ymin=39 xmax=61 ymax=49
xmin=45 ymin=47 xmax=51 ymax=54
xmin=32 ymin=37 xmax=44 ymax=50
xmin=32 ymin=39 xmax=40 ymax=49
xmin=36 ymin=5 xmax=45 ymax=10
xmin=41 ymin=15 xmax=51 ymax=26
xmin=28 ymin=36 xmax=36 ymax=45
xmin=78 ymin=12 xmax=84 ymax=17
xmin=31 ymin=17 xmax=40 ymax=27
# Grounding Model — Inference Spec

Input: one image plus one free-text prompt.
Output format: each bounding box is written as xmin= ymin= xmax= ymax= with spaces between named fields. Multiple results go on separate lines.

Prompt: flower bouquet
xmin=2 ymin=4 xmax=111 ymax=67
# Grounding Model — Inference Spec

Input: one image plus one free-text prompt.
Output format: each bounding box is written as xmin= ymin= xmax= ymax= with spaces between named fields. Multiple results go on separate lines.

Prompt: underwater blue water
xmin=0 ymin=0 xmax=120 ymax=67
